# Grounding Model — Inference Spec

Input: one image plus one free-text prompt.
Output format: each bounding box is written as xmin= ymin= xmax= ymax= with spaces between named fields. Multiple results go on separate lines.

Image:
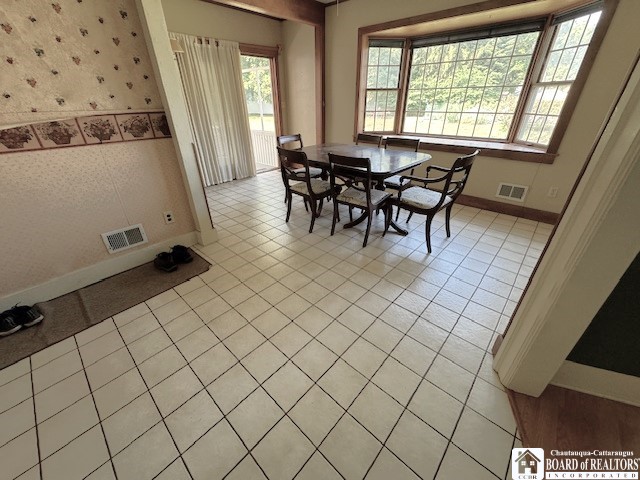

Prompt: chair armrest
xmin=426 ymin=165 xmax=450 ymax=174
xmin=446 ymin=180 xmax=465 ymax=195
xmin=399 ymin=173 xmax=449 ymax=185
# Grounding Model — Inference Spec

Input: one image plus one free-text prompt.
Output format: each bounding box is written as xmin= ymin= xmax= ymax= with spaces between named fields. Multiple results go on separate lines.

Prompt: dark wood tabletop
xmin=298 ymin=143 xmax=432 ymax=179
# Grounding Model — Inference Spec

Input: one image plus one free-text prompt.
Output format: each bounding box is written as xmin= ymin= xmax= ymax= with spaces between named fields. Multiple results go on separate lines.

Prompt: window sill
xmin=394 ymin=135 xmax=557 ymax=164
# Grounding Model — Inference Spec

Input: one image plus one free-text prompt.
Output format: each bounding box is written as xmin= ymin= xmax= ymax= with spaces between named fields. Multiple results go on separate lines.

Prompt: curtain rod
xmin=171 ymin=32 xmax=279 ymax=56
xmin=195 ymin=37 xmax=219 ymax=46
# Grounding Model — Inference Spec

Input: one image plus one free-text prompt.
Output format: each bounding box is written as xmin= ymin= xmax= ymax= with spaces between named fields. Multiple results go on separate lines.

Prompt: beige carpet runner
xmin=0 ymin=249 xmax=210 ymax=369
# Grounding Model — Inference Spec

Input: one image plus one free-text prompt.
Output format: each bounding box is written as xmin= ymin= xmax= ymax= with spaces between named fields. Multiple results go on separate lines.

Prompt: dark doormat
xmin=0 ymin=249 xmax=210 ymax=370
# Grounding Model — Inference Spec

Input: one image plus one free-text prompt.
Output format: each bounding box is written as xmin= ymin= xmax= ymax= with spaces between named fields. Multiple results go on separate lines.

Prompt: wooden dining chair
xmin=276 ymin=134 xmax=323 ymax=207
xmin=329 ymin=153 xmax=392 ymax=248
xmin=277 ymin=147 xmax=338 ymax=233
xmin=389 ymin=149 xmax=479 ymax=253
xmin=277 ymin=133 xmax=303 ymax=149
xmin=355 ymin=133 xmax=383 ymax=147
xmin=383 ymin=137 xmax=421 ymax=195
xmin=376 ymin=137 xmax=421 ymax=219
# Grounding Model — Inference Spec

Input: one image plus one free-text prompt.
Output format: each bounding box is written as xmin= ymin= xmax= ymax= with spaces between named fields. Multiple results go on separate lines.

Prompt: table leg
xmin=387 ymin=205 xmax=408 ymax=236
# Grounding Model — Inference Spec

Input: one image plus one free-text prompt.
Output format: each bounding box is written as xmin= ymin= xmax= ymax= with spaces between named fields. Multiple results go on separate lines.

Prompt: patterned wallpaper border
xmin=0 ymin=111 xmax=171 ymax=154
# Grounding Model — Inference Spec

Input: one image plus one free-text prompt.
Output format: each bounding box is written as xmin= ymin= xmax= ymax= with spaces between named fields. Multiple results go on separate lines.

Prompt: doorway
xmin=241 ymin=51 xmax=282 ymax=173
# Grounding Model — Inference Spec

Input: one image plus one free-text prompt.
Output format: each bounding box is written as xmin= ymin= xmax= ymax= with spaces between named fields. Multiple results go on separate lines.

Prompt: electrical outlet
xmin=548 ymin=187 xmax=558 ymax=198
xmin=163 ymin=211 xmax=175 ymax=224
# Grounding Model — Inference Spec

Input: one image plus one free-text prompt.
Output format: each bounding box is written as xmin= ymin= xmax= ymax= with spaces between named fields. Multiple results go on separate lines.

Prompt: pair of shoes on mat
xmin=0 ymin=305 xmax=44 ymax=337
xmin=154 ymin=245 xmax=193 ymax=273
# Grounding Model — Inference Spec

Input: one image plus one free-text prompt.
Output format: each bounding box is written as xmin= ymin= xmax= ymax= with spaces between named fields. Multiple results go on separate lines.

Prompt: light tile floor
xmin=0 ymin=171 xmax=551 ymax=479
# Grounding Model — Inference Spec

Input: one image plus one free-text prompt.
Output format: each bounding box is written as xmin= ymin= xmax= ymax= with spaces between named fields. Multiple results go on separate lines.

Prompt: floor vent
xmin=101 ymin=224 xmax=148 ymax=253
xmin=496 ymin=183 xmax=528 ymax=202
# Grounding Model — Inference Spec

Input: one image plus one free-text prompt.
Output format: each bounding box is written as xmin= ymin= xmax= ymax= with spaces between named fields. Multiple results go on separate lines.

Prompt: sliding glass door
xmin=241 ymin=53 xmax=281 ymax=172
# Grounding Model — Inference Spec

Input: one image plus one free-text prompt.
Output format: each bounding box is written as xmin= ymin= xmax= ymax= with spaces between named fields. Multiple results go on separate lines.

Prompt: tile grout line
xmin=307 ymin=302 xmax=432 ymax=480
xmin=110 ymin=315 xmax=198 ymax=480
xmin=201 ymin=298 xmax=353 ymax=479
xmin=186 ymin=265 xmax=408 ymax=478
xmin=7 ymin=175 xmax=546 ymax=480
xmin=0 ymin=397 xmax=35 ymax=450
xmin=212 ymin=195 xmax=524 ymax=476
xmin=31 ymin=309 xmax=195 ymax=479
xmin=174 ymin=208 xmax=524 ymax=474
xmin=73 ymin=335 xmax=119 ymax=480
xmin=216 ymin=260 xmax=451 ymax=479
xmin=147 ymin=309 xmax=272 ymax=480
xmin=504 ymin=432 xmax=519 ymax=479
xmin=361 ymin=292 xmax=473 ymax=480
xmin=205 ymin=206 xmax=525 ymax=437
xmin=30 ymin=356 xmax=43 ymax=480
xmin=429 ymin=349 xmax=507 ymax=480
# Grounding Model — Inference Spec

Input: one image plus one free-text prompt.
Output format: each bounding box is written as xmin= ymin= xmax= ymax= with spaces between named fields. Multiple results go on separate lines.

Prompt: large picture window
xmin=360 ymin=2 xmax=604 ymax=153
xmin=404 ymin=27 xmax=540 ymax=140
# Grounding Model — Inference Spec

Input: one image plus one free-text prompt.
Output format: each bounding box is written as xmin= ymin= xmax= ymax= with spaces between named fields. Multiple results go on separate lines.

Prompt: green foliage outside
xmin=242 ymin=55 xmax=275 ymax=132
xmin=365 ymin=32 xmax=539 ymax=138
xmin=404 ymin=32 xmax=538 ymax=139
xmin=364 ymin=11 xmax=600 ymax=145
xmin=241 ymin=56 xmax=273 ymax=105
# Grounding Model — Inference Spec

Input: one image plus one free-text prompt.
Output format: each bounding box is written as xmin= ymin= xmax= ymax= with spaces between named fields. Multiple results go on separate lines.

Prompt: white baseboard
xmin=0 ymin=231 xmax=199 ymax=311
xmin=551 ymin=360 xmax=640 ymax=407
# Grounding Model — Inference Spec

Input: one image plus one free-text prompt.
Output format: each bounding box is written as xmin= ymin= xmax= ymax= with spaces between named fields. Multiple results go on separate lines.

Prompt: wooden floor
xmin=508 ymin=385 xmax=640 ymax=451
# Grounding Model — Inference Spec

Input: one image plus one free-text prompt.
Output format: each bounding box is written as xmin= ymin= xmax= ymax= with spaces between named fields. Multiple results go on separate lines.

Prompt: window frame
xmin=362 ymin=39 xmax=406 ymax=133
xmin=354 ymin=0 xmax=617 ymax=164
xmin=515 ymin=7 xmax=604 ymax=147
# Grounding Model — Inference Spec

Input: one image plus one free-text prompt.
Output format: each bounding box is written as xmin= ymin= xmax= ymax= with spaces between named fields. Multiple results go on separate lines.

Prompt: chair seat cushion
xmin=293 ymin=167 xmax=323 ymax=178
xmin=383 ymin=174 xmax=410 ymax=189
xmin=290 ymin=179 xmax=333 ymax=196
xmin=336 ymin=187 xmax=391 ymax=208
xmin=399 ymin=187 xmax=452 ymax=210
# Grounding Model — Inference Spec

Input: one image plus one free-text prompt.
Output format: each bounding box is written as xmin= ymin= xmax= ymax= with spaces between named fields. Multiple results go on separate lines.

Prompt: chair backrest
xmin=356 ymin=133 xmax=383 ymax=147
xmin=277 ymin=134 xmax=303 ymax=149
xmin=277 ymin=147 xmax=310 ymax=181
xmin=328 ymin=153 xmax=374 ymax=207
xmin=385 ymin=137 xmax=420 ymax=152
xmin=438 ymin=149 xmax=479 ymax=204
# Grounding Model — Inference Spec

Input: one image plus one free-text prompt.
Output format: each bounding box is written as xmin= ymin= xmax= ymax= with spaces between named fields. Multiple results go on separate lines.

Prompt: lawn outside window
xmin=356 ymin=0 xmax=614 ymax=163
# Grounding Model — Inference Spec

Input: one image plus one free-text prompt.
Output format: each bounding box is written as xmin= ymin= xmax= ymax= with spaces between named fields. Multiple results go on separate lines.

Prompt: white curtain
xmin=171 ymin=33 xmax=256 ymax=185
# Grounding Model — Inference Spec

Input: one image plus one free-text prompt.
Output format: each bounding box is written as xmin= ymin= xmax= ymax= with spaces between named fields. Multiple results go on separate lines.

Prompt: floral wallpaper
xmin=0 ymin=0 xmax=163 ymax=128
xmin=0 ymin=138 xmax=195 ymax=297
xmin=0 ymin=112 xmax=171 ymax=154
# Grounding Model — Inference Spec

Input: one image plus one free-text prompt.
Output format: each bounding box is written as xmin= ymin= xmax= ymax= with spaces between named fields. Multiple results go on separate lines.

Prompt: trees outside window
xmin=360 ymin=3 xmax=604 ymax=151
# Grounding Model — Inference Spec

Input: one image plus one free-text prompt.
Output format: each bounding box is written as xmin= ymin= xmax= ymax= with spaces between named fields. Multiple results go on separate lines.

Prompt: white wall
xmin=494 ymin=58 xmax=640 ymax=395
xmin=162 ymin=0 xmax=282 ymax=46
xmin=324 ymin=0 xmax=640 ymax=213
xmin=282 ymin=21 xmax=317 ymax=143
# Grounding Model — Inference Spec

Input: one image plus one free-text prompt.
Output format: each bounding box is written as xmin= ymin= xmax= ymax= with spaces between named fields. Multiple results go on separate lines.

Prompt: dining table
xmin=298 ymin=143 xmax=432 ymax=236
